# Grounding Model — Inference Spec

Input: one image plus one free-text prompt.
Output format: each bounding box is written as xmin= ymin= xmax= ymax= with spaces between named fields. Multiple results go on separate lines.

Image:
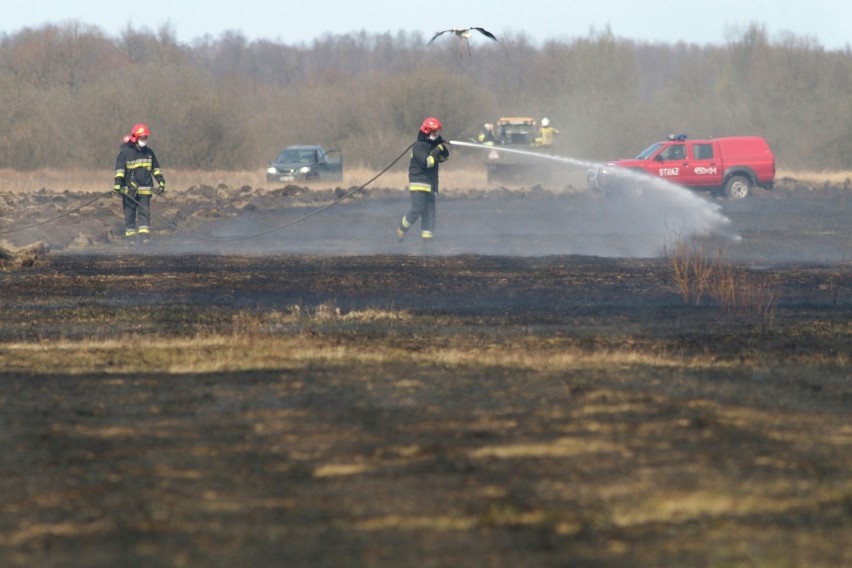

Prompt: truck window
xmin=662 ymin=144 xmax=685 ymax=160
xmin=694 ymin=143 xmax=714 ymax=160
xmin=636 ymin=143 xmax=663 ymax=159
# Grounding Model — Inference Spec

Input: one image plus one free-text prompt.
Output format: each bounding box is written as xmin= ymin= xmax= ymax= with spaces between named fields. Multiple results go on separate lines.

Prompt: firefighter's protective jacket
xmin=408 ymin=131 xmax=449 ymax=192
xmin=477 ymin=127 xmax=495 ymax=145
xmin=537 ymin=125 xmax=559 ymax=147
xmin=114 ymin=142 xmax=165 ymax=195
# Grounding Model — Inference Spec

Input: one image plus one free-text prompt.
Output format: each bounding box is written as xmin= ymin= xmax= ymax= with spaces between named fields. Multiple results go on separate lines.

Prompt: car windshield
xmin=635 ymin=143 xmax=663 ymax=160
xmin=277 ymin=149 xmax=317 ymax=164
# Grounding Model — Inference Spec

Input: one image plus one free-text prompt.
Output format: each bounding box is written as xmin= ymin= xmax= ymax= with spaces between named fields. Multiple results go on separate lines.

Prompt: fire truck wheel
xmin=724 ymin=175 xmax=752 ymax=200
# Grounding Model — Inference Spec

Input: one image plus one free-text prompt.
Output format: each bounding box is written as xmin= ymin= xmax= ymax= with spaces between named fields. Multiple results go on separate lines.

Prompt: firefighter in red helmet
xmin=113 ymin=123 xmax=166 ymax=245
xmin=396 ymin=117 xmax=450 ymax=244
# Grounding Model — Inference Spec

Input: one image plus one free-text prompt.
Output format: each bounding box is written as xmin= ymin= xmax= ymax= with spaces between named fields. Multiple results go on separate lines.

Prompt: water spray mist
xmin=449 ymin=139 xmax=734 ymax=240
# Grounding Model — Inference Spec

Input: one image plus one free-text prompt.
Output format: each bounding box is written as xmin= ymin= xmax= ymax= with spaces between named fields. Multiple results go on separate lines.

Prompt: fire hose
xmin=0 ymin=191 xmax=113 ymax=236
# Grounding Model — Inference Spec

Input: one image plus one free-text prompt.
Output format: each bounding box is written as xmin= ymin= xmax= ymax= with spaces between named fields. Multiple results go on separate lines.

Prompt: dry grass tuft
xmin=665 ymin=237 xmax=713 ymax=305
xmin=0 ymin=239 xmax=50 ymax=270
xmin=228 ymin=304 xmax=412 ymax=335
xmin=665 ymin=238 xmax=779 ymax=322
xmin=708 ymin=257 xmax=779 ymax=321
xmin=776 ymin=168 xmax=852 ymax=187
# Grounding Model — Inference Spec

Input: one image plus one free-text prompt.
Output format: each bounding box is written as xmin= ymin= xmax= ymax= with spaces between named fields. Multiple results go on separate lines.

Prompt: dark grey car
xmin=266 ymin=145 xmax=343 ymax=183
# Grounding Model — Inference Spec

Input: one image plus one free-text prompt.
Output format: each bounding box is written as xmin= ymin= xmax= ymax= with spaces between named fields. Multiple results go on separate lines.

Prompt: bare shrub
xmin=708 ymin=258 xmax=778 ymax=323
xmin=664 ymin=237 xmax=713 ymax=305
xmin=666 ymin=238 xmax=779 ymax=323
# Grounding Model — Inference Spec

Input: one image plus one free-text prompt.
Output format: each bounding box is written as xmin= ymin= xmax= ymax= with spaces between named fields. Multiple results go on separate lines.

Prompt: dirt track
xmin=0 ymin=180 xmax=850 ymax=567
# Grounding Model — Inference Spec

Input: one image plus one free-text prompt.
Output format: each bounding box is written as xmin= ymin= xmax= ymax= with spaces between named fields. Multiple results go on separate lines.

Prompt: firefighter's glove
xmin=432 ymin=143 xmax=450 ymax=162
xmin=157 ymin=182 xmax=166 ymax=194
xmin=112 ymin=184 xmax=122 ymax=195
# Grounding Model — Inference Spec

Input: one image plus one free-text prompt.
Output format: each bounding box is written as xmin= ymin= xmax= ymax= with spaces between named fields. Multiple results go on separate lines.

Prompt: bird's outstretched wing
xmin=428 ymin=30 xmax=452 ymax=44
xmin=471 ymin=27 xmax=498 ymax=41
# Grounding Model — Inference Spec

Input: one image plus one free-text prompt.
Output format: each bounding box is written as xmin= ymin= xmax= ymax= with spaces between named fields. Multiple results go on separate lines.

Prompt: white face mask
xmin=429 ymin=132 xmax=440 ymax=141
xmin=137 ymin=139 xmax=147 ymax=148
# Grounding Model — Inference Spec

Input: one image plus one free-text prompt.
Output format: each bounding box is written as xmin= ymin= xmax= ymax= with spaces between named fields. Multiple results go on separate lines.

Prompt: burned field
xmin=0 ymin=181 xmax=850 ymax=567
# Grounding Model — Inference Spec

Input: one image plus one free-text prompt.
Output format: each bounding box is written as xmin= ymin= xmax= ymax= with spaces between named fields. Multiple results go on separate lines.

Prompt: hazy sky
xmin=3 ymin=0 xmax=850 ymax=49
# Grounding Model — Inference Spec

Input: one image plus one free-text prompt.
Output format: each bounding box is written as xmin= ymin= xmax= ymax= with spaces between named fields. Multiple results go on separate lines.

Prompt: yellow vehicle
xmin=484 ymin=117 xmax=552 ymax=183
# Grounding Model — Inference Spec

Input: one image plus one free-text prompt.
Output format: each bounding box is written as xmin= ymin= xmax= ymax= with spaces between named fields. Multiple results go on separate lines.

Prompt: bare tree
xmin=2 ymin=23 xmax=852 ymax=171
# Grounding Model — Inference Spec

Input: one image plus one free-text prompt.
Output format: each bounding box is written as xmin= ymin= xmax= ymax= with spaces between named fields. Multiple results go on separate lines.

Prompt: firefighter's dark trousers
xmin=122 ymin=193 xmax=151 ymax=237
xmin=399 ymin=190 xmax=435 ymax=239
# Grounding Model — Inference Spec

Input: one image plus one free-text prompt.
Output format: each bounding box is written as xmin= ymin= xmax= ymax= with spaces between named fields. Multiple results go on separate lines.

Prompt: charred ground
xmin=0 ymin=179 xmax=850 ymax=567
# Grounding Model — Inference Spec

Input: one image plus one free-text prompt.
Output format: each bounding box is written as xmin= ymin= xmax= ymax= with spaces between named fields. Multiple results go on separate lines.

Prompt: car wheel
xmin=724 ymin=175 xmax=751 ymax=200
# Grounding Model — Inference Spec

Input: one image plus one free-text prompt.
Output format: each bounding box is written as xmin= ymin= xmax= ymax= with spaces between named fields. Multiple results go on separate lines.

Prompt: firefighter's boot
xmin=421 ymin=230 xmax=434 ymax=252
xmin=396 ymin=216 xmax=411 ymax=243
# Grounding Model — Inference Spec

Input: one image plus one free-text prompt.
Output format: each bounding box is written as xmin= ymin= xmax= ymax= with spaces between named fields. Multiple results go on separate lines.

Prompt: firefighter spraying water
xmin=396 ymin=117 xmax=450 ymax=244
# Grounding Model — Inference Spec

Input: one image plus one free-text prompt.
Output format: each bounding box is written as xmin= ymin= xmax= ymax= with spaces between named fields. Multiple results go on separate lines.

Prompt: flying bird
xmin=428 ymin=27 xmax=498 ymax=56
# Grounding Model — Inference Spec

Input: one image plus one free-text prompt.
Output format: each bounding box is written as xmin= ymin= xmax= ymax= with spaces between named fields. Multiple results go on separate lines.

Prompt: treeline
xmin=1 ymin=21 xmax=851 ymax=173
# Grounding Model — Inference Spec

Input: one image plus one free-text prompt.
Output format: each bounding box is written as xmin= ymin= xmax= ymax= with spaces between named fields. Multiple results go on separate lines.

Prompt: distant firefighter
xmin=477 ymin=123 xmax=496 ymax=145
xmin=428 ymin=27 xmax=497 ymax=56
xmin=113 ymin=123 xmax=166 ymax=246
xmin=535 ymin=117 xmax=560 ymax=147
